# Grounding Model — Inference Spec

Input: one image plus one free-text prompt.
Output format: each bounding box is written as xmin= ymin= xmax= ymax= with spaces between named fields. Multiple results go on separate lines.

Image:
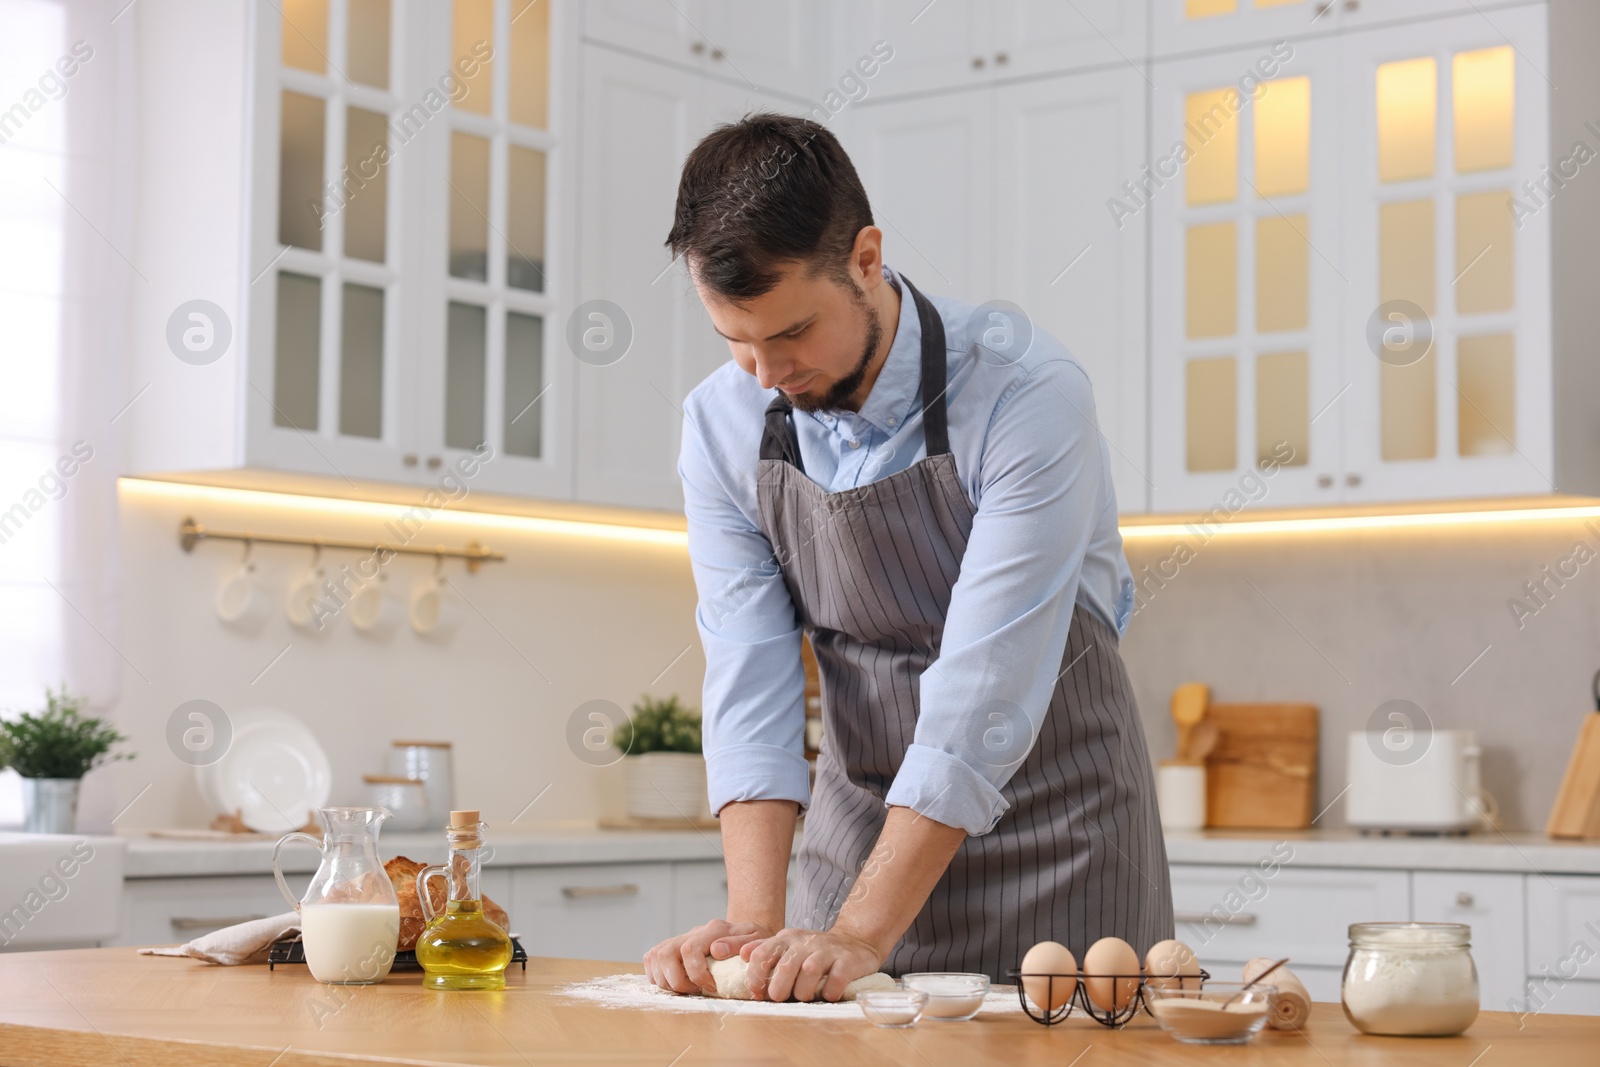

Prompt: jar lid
xmin=1349 ymin=921 xmax=1471 ymax=947
xmin=391 ymin=740 xmax=453 ymax=748
xmin=362 ymin=774 xmax=424 ymax=785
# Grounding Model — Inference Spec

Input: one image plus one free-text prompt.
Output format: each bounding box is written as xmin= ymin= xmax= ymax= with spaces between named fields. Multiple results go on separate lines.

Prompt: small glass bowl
xmin=1145 ymin=983 xmax=1276 ymax=1046
xmin=900 ymin=973 xmax=991 ymax=1021
xmin=856 ymin=989 xmax=929 ymax=1028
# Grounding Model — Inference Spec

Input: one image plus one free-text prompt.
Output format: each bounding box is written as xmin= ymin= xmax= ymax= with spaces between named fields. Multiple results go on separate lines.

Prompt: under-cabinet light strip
xmin=122 ymin=478 xmax=1600 ymax=545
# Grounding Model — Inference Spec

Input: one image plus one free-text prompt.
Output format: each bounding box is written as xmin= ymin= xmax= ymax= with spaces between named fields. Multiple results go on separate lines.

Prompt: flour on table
xmin=555 ymin=973 xmax=1026 ymax=1019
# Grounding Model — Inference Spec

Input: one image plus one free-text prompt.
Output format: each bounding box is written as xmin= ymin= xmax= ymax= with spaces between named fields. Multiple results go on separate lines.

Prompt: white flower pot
xmin=623 ymin=752 xmax=712 ymax=821
xmin=22 ymin=777 xmax=80 ymax=834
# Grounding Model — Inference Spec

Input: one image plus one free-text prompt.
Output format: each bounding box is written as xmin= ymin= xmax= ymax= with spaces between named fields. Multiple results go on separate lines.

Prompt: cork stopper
xmin=448 ymin=809 xmax=483 ymax=848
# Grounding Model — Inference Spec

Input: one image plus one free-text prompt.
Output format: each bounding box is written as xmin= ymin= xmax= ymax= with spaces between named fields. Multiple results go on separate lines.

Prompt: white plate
xmin=196 ymin=709 xmax=331 ymax=832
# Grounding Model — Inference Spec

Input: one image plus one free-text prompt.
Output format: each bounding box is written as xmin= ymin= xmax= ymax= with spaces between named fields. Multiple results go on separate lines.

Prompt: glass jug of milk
xmin=272 ymin=806 xmax=401 ymax=984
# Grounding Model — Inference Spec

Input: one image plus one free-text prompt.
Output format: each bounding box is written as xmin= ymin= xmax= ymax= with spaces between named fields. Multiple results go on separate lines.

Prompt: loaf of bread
xmin=385 ymin=855 xmax=511 ymax=951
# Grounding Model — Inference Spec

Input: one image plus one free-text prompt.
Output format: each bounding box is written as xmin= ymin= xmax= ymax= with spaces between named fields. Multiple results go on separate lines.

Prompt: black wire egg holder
xmin=1004 ymin=968 xmax=1211 ymax=1028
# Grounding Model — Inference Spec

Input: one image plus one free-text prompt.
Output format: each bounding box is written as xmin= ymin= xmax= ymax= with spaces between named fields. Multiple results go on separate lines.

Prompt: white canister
xmin=1157 ymin=760 xmax=1207 ymax=831
xmin=388 ymin=741 xmax=455 ymax=829
xmin=623 ymin=752 xmax=713 ymax=821
xmin=362 ymin=775 xmax=431 ymax=832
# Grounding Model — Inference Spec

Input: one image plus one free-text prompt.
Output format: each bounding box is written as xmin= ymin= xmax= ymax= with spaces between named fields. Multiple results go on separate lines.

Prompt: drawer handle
xmin=1455 ymin=891 xmax=1474 ymax=908
xmin=1174 ymin=911 xmax=1258 ymax=927
xmin=561 ymin=884 xmax=640 ymax=899
xmin=171 ymin=914 xmax=268 ymax=931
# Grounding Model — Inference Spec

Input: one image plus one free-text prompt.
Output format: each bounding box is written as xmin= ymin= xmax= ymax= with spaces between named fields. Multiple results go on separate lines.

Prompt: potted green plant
xmin=0 ymin=686 xmax=133 ymax=834
xmin=612 ymin=695 xmax=710 ymax=822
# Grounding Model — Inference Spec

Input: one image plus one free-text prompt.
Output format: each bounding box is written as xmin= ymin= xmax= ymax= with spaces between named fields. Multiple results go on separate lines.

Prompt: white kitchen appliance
xmin=1346 ymin=729 xmax=1495 ymax=834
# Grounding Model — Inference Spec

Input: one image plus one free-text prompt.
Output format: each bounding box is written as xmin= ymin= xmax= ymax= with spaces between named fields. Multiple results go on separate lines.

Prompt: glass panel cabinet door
xmin=1150 ymin=39 xmax=1342 ymax=511
xmin=415 ymin=0 xmax=568 ymax=497
xmin=1338 ymin=8 xmax=1550 ymax=503
xmin=248 ymin=0 xmax=404 ymax=483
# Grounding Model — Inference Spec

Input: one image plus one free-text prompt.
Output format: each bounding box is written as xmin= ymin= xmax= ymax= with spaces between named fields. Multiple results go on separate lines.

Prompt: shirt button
xmin=887 ymin=417 xmax=899 ymax=428
xmin=850 ymin=439 xmax=861 ymax=449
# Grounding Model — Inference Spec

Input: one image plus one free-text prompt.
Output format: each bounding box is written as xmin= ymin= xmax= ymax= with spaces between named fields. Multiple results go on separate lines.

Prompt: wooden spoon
xmin=1187 ymin=720 xmax=1220 ymax=764
xmin=1171 ymin=683 xmax=1209 ymax=761
xmin=1222 ymin=957 xmax=1289 ymax=1011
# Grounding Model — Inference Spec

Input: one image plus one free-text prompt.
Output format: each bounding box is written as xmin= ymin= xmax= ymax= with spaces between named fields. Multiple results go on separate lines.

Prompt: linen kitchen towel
xmin=138 ymin=912 xmax=301 ymax=965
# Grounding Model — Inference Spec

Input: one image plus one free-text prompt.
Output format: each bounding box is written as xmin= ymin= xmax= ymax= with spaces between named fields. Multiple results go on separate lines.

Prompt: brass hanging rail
xmin=178 ymin=516 xmax=506 ymax=573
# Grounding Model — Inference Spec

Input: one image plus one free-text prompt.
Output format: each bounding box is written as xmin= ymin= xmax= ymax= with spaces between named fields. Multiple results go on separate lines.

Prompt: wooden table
xmin=0 ymin=947 xmax=1593 ymax=1066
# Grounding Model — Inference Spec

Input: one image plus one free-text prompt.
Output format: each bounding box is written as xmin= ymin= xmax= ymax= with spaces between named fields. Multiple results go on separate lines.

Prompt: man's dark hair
xmin=665 ymin=112 xmax=874 ymax=302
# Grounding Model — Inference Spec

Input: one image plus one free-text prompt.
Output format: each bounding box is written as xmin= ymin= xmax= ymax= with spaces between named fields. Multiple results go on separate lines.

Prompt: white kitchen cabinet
xmin=993 ymin=69 xmax=1151 ymax=512
xmin=842 ymin=89 xmax=995 ymax=306
xmin=1150 ymin=0 xmax=1510 ymax=58
xmin=1527 ymin=874 xmax=1600 ymax=985
xmin=1412 ymin=870 xmax=1526 ymax=1010
xmin=846 ymin=0 xmax=1147 ymax=100
xmin=581 ymin=0 xmax=828 ymax=100
xmin=1170 ymin=864 xmax=1410 ymax=972
xmin=112 ymin=875 xmax=287 ymax=948
xmin=512 ymin=862 xmax=675 ymax=961
xmin=1150 ymin=3 xmax=1600 ymax=511
xmin=133 ymin=0 xmax=577 ymax=499
xmin=671 ymin=859 xmax=729 ymax=932
xmin=573 ymin=46 xmax=791 ymax=510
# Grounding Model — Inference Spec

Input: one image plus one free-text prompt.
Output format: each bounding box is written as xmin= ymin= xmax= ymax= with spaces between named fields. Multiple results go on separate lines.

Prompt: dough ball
xmin=703 ymin=955 xmax=896 ymax=1002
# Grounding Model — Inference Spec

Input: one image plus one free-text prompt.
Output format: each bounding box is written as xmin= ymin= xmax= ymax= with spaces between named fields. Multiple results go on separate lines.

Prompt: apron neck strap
xmin=758 ymin=273 xmax=950 ymax=470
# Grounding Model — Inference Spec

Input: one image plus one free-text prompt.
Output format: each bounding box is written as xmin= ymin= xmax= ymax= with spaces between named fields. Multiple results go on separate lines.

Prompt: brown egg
xmin=1144 ymin=939 xmax=1202 ymax=991
xmin=1083 ymin=936 xmax=1141 ymax=1011
xmin=1020 ymin=940 xmax=1077 ymax=1011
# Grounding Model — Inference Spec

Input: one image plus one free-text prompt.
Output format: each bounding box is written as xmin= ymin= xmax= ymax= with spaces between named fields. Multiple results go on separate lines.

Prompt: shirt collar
xmin=852 ymin=264 xmax=921 ymax=434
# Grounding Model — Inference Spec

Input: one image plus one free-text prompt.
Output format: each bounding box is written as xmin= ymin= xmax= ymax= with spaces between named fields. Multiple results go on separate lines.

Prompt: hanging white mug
xmin=409 ymin=562 xmax=462 ymax=638
xmin=215 ymin=544 xmax=270 ymax=626
xmin=285 ymin=548 xmax=329 ymax=632
xmin=349 ymin=568 xmax=401 ymax=637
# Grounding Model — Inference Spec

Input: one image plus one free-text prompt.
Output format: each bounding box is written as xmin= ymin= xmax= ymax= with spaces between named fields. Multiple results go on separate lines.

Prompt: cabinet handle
xmin=561 ymin=884 xmax=639 ymax=899
xmin=971 ymin=56 xmax=985 ymax=70
xmin=710 ymin=48 xmax=724 ymax=62
xmin=1344 ymin=0 xmax=1359 ymax=10
xmin=1174 ymin=910 xmax=1258 ymax=926
xmin=403 ymin=454 xmax=418 ymax=468
xmin=1317 ymin=474 xmax=1334 ymax=488
xmin=1314 ymin=1 xmax=1333 ymax=15
xmin=994 ymin=52 xmax=1009 ymax=66
xmin=1345 ymin=472 xmax=1362 ymax=487
xmin=690 ymin=40 xmax=705 ymax=55
xmin=426 ymin=456 xmax=442 ymax=470
xmin=1455 ymin=891 xmax=1475 ymax=908
xmin=171 ymin=914 xmax=268 ymax=931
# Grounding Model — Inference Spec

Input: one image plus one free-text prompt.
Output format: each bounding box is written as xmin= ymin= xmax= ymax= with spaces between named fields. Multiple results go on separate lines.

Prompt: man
xmin=644 ymin=114 xmax=1172 ymax=1003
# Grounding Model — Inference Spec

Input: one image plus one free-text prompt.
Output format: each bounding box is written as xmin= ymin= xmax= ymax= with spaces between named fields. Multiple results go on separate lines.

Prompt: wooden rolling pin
xmin=1244 ymin=956 xmax=1312 ymax=1030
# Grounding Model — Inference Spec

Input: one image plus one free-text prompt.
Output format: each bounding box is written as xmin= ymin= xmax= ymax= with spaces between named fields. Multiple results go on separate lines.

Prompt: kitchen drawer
xmin=1171 ymin=864 xmax=1409 ymax=970
xmin=672 ymin=861 xmax=728 ymax=933
xmin=1526 ymin=875 xmax=1600 ymax=985
xmin=512 ymin=863 xmax=674 ymax=963
xmin=1413 ymin=870 xmax=1526 ymax=1010
xmin=113 ymin=875 xmax=287 ymax=948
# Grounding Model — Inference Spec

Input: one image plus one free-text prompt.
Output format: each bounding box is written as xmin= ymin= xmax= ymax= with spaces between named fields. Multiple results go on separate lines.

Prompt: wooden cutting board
xmin=1204 ymin=703 xmax=1319 ymax=829
xmin=1547 ymin=712 xmax=1600 ymax=839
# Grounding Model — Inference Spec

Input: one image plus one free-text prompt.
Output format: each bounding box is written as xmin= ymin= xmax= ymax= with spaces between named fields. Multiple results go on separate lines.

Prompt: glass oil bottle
xmin=415 ymin=809 xmax=513 ymax=990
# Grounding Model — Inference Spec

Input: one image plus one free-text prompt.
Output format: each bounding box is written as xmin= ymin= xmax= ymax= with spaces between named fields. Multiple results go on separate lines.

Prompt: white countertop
xmin=1164 ymin=828 xmax=1600 ymax=875
xmin=116 ymin=823 xmax=1600 ymax=880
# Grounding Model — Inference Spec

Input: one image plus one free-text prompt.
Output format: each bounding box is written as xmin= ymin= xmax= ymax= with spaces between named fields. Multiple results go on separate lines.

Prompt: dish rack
xmin=1005 ymin=969 xmax=1211 ymax=1028
xmin=268 ymin=935 xmax=529 ymax=972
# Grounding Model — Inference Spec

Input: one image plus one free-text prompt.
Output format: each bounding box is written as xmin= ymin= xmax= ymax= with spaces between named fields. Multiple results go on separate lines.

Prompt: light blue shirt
xmin=678 ymin=265 xmax=1135 ymax=836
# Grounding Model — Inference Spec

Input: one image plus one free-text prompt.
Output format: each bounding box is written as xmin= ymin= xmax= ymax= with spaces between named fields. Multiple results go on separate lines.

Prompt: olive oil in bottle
xmin=414 ymin=809 xmax=513 ymax=990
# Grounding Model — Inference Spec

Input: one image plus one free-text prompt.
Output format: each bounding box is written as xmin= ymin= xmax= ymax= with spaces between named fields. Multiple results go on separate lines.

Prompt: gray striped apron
xmin=758 ymin=275 xmax=1172 ymax=981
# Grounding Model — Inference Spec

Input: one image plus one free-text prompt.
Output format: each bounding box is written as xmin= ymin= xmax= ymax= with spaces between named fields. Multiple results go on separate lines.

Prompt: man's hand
xmin=644 ymin=918 xmax=776 ymax=995
xmin=738 ymin=926 xmax=884 ymax=1002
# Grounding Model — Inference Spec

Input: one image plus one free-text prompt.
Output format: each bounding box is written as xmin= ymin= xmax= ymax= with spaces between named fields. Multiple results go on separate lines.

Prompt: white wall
xmin=84 ymin=480 xmax=1600 ymax=836
xmin=94 ymin=480 xmax=705 ymax=832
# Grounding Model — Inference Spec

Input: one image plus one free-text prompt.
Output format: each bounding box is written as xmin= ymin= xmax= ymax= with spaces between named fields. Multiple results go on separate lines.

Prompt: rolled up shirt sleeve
xmin=883 ymin=356 xmax=1113 ymax=836
xmin=679 ymin=392 xmax=811 ymax=817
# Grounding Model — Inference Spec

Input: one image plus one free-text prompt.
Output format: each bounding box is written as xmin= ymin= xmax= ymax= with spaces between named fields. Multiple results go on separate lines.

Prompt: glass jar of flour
xmin=1341 ymin=922 xmax=1479 ymax=1036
